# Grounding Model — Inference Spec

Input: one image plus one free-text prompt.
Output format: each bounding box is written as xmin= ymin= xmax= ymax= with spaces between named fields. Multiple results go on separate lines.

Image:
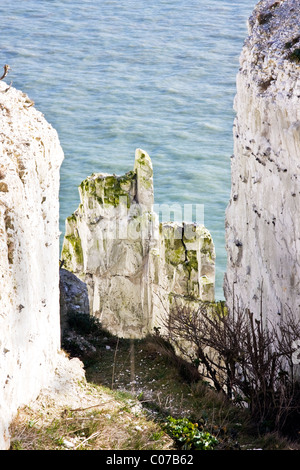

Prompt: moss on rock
xmin=80 ymin=171 xmax=136 ymax=209
xmin=62 ymin=234 xmax=83 ymax=267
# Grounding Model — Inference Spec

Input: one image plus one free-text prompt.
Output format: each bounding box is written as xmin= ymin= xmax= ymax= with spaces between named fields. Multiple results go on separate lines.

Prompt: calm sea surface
xmin=0 ymin=0 xmax=255 ymax=299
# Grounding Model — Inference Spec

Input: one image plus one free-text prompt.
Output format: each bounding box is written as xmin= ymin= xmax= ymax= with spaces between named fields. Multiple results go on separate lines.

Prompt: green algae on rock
xmin=61 ymin=149 xmax=215 ymax=338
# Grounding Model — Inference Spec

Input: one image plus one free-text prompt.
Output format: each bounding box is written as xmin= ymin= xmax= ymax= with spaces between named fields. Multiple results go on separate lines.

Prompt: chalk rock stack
xmin=0 ymin=81 xmax=64 ymax=448
xmin=61 ymin=149 xmax=215 ymax=338
xmin=225 ymin=0 xmax=300 ymax=319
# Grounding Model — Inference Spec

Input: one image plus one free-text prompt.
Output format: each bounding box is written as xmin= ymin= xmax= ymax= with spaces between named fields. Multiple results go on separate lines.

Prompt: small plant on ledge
xmin=163 ymin=416 xmax=218 ymax=450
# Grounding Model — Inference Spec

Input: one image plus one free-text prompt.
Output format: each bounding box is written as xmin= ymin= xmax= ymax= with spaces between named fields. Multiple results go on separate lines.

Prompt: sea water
xmin=0 ymin=0 xmax=256 ymax=300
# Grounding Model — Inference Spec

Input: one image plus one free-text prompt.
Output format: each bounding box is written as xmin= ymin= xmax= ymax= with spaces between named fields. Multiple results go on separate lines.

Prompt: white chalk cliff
xmin=61 ymin=149 xmax=215 ymax=338
xmin=225 ymin=0 xmax=300 ymax=320
xmin=5 ymin=0 xmax=300 ymax=451
xmin=0 ymin=80 xmax=64 ymax=449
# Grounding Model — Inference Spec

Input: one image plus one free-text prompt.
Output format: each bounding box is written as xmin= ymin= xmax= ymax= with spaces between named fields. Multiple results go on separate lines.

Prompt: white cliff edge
xmin=0 ymin=81 xmax=64 ymax=449
xmin=225 ymin=0 xmax=300 ymax=321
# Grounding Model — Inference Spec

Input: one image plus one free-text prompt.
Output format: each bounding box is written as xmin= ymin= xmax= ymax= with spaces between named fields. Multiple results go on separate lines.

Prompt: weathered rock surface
xmin=225 ymin=0 xmax=300 ymax=320
xmin=61 ymin=149 xmax=215 ymax=338
xmin=59 ymin=267 xmax=90 ymax=334
xmin=0 ymin=80 xmax=64 ymax=449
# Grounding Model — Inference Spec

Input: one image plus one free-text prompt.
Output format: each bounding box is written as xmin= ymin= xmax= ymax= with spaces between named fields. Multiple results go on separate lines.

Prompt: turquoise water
xmin=0 ymin=0 xmax=255 ymax=299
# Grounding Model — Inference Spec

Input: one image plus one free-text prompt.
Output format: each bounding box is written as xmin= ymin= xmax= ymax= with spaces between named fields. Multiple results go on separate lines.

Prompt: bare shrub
xmin=162 ymin=297 xmax=300 ymax=436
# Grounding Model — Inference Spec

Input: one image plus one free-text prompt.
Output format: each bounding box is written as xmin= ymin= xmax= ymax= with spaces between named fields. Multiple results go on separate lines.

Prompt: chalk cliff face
xmin=61 ymin=149 xmax=215 ymax=338
xmin=225 ymin=0 xmax=300 ymax=319
xmin=0 ymin=81 xmax=64 ymax=448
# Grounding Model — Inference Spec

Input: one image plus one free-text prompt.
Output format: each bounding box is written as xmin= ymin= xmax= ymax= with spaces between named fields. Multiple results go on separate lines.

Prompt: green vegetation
xmin=10 ymin=310 xmax=300 ymax=451
xmin=164 ymin=416 xmax=218 ymax=450
xmin=65 ymin=314 xmax=299 ymax=450
xmin=164 ymin=299 xmax=300 ymax=440
xmin=164 ymin=236 xmax=186 ymax=267
xmin=63 ymin=234 xmax=83 ymax=266
xmin=79 ymin=171 xmax=136 ymax=208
